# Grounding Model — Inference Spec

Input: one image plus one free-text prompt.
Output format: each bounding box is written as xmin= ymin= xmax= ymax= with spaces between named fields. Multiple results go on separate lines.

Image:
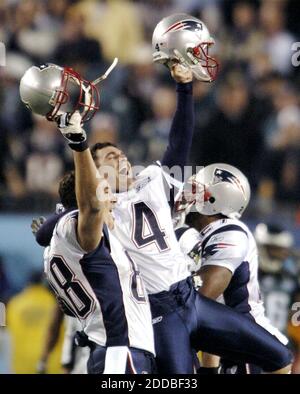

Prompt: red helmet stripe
xmin=164 ymin=21 xmax=185 ymax=34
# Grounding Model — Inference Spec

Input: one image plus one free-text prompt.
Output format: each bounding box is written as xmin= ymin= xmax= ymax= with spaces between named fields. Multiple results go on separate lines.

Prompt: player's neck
xmin=194 ymin=215 xmax=221 ymax=232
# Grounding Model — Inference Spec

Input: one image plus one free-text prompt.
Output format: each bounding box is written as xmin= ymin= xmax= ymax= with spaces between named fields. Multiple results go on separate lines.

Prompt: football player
xmin=43 ymin=112 xmax=156 ymax=374
xmin=175 ymin=163 xmax=292 ymax=374
xmin=255 ymin=223 xmax=300 ymax=373
xmin=255 ymin=223 xmax=300 ymax=336
xmin=56 ymin=116 xmax=292 ymax=374
xmin=27 ymin=14 xmax=292 ymax=374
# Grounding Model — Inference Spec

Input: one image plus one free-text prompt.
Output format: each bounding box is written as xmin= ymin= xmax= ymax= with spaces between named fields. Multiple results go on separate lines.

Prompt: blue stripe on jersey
xmin=175 ymin=227 xmax=190 ymax=241
xmin=201 ymin=224 xmax=248 ymax=252
xmin=80 ymin=225 xmax=129 ymax=347
xmin=223 ymin=261 xmax=251 ymax=314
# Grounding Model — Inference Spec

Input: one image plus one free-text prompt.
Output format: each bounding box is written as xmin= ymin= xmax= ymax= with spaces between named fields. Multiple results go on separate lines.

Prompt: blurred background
xmin=0 ymin=0 xmax=300 ymax=373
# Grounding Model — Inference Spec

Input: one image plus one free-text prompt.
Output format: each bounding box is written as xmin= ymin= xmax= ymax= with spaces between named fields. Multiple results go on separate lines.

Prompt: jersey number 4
xmin=49 ymin=256 xmax=94 ymax=319
xmin=132 ymin=202 xmax=169 ymax=252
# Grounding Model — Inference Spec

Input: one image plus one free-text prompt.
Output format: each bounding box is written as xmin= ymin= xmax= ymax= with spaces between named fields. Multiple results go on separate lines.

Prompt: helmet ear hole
xmin=209 ymin=197 xmax=215 ymax=204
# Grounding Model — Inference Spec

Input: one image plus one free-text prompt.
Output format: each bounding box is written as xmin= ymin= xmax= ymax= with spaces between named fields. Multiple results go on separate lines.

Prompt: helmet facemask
xmin=47 ymin=67 xmax=100 ymax=123
xmin=174 ymin=164 xmax=250 ymax=227
xmin=189 ymin=41 xmax=219 ymax=82
xmin=172 ymin=41 xmax=218 ymax=83
xmin=152 ymin=14 xmax=219 ymax=83
xmin=173 ymin=175 xmax=205 ymax=227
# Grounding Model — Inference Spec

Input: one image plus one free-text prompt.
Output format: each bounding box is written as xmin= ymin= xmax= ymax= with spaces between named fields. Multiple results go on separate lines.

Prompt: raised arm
xmin=161 ymin=64 xmax=194 ymax=173
xmin=73 ymin=148 xmax=112 ymax=252
xmin=57 ymin=112 xmax=114 ymax=252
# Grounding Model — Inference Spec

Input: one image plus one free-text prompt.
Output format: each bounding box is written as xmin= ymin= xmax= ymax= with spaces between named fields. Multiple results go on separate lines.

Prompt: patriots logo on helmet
xmin=213 ymin=168 xmax=246 ymax=197
xmin=163 ymin=19 xmax=203 ymax=35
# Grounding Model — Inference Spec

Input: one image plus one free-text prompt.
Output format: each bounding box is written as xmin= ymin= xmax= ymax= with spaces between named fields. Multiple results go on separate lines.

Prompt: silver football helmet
xmin=19 ymin=63 xmax=99 ymax=123
xmin=174 ymin=164 xmax=250 ymax=225
xmin=152 ymin=13 xmax=219 ymax=82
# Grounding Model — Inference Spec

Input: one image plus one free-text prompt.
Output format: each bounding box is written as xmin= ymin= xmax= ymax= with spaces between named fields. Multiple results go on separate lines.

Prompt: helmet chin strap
xmin=173 ymin=49 xmax=212 ymax=82
xmin=173 ymin=48 xmax=190 ymax=68
xmin=81 ymin=58 xmax=119 ymax=119
xmin=83 ymin=57 xmax=119 ymax=101
xmin=82 ymin=83 xmax=93 ymax=115
xmin=92 ymin=58 xmax=119 ymax=86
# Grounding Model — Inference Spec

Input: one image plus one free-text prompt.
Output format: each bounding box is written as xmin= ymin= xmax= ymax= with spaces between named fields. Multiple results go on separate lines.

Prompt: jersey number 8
xmin=49 ymin=256 xmax=94 ymax=319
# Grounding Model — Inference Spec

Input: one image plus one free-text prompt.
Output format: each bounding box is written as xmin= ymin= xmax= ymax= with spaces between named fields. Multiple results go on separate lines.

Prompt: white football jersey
xmin=44 ymin=210 xmax=155 ymax=355
xmin=112 ymin=164 xmax=190 ymax=294
xmin=177 ymin=218 xmax=288 ymax=345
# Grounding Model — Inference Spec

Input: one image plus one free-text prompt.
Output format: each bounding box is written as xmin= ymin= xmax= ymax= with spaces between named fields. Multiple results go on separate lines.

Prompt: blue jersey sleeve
xmin=35 ymin=211 xmax=66 ymax=247
xmin=161 ymin=82 xmax=194 ymax=176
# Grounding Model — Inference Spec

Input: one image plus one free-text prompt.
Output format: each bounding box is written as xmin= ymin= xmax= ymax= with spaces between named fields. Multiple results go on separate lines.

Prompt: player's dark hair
xmin=90 ymin=142 xmax=117 ymax=160
xmin=58 ymin=171 xmax=77 ymax=209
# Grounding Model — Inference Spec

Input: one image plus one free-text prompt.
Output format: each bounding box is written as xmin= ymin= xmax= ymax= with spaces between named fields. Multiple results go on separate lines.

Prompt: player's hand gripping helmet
xmin=19 ymin=59 xmax=118 ymax=123
xmin=174 ymin=163 xmax=250 ymax=226
xmin=152 ymin=13 xmax=219 ymax=82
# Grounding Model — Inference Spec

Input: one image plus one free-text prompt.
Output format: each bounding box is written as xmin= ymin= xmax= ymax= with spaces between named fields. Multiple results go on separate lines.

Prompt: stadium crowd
xmin=0 ymin=0 xmax=300 ymax=217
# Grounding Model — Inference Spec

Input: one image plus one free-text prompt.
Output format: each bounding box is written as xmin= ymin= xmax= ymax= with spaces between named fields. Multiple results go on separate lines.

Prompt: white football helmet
xmin=152 ymin=13 xmax=218 ymax=82
xmin=174 ymin=164 xmax=250 ymax=225
xmin=19 ymin=63 xmax=99 ymax=123
xmin=255 ymin=223 xmax=294 ymax=249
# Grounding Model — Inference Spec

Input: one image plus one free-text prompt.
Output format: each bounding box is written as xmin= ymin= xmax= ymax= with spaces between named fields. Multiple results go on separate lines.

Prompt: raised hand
xmin=170 ymin=62 xmax=193 ymax=83
xmin=31 ymin=216 xmax=46 ymax=237
xmin=55 ymin=111 xmax=86 ymax=144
